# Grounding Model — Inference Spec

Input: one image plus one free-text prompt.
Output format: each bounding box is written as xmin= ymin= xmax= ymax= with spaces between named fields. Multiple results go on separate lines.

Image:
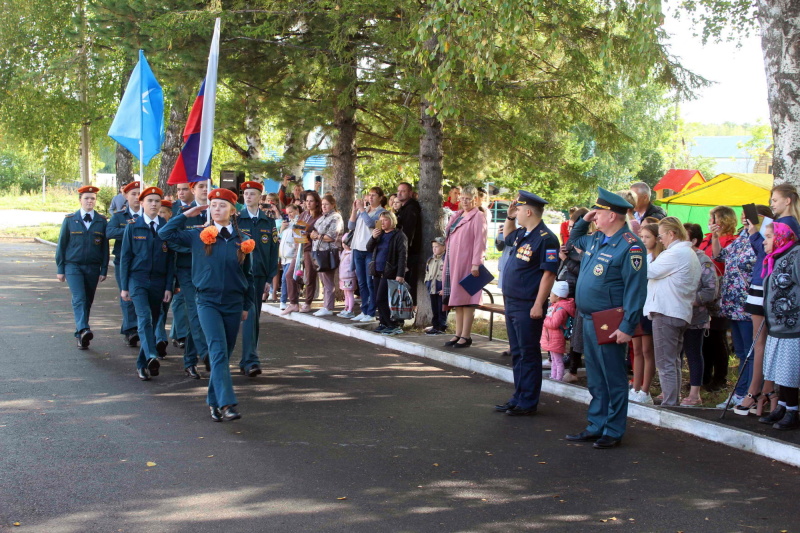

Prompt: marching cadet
xmin=56 ymin=185 xmax=109 ymax=349
xmin=119 ymin=187 xmax=175 ymax=380
xmin=166 ymin=180 xmax=210 ymax=379
xmin=154 ymin=200 xmax=175 ymax=357
xmin=566 ymin=188 xmax=647 ymax=449
xmin=494 ymin=191 xmax=559 ymax=416
xmin=173 ymin=182 xmax=194 ymax=215
xmin=169 ymin=184 xmax=193 ymax=349
xmin=237 ymin=181 xmax=279 ymax=377
xmin=106 ymin=181 xmax=143 ymax=347
xmin=159 ymin=188 xmax=256 ymax=422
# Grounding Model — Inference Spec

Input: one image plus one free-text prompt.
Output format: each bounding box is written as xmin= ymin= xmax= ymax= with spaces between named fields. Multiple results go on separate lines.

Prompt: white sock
xmin=786 ymin=405 xmax=799 ymax=411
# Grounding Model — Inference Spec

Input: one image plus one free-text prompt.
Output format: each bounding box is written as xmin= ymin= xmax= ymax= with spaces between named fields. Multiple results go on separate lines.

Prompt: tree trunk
xmin=330 ymin=80 xmax=358 ymax=223
xmin=115 ymin=144 xmax=134 ymax=187
xmin=759 ymin=0 xmax=800 ymax=185
xmin=414 ymin=95 xmax=445 ymax=327
xmin=282 ymin=126 xmax=307 ymax=179
xmin=157 ymin=93 xmax=189 ymax=192
xmin=244 ymin=93 xmax=264 ymax=180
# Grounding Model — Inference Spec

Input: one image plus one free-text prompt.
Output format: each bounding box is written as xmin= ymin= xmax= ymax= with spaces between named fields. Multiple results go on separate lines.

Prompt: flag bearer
xmin=237 ymin=181 xmax=279 ymax=377
xmin=160 ymin=188 xmax=256 ymax=422
xmin=56 ymin=185 xmax=109 ymax=349
xmin=119 ymin=187 xmax=175 ymax=380
xmin=106 ymin=181 xmax=143 ymax=347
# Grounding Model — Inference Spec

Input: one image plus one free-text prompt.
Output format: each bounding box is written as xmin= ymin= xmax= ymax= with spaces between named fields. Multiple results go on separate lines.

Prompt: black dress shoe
xmin=172 ymin=338 xmax=186 ymax=349
xmin=759 ymin=404 xmax=786 ymax=424
xmin=125 ymin=333 xmax=139 ymax=347
xmin=444 ymin=336 xmax=461 ymax=347
xmin=221 ymin=406 xmax=241 ymax=421
xmin=80 ymin=329 xmax=93 ymax=348
xmin=506 ymin=405 xmax=537 ymax=416
xmin=185 ymin=365 xmax=200 ymax=379
xmin=77 ymin=337 xmax=87 ymax=350
xmin=453 ymin=337 xmax=473 ymax=349
xmin=137 ymin=368 xmax=150 ymax=381
xmin=593 ymin=435 xmax=622 ymax=449
xmin=501 ymin=350 xmax=510 ymax=356
xmin=565 ymin=430 xmax=601 ymax=442
xmin=209 ymin=406 xmax=222 ymax=422
xmin=202 ymin=356 xmax=211 ymax=372
xmin=773 ymin=410 xmax=800 ymax=430
xmin=246 ymin=365 xmax=263 ymax=378
xmin=147 ymin=358 xmax=160 ymax=377
xmin=494 ymin=402 xmax=516 ymax=412
xmin=156 ymin=341 xmax=168 ymax=358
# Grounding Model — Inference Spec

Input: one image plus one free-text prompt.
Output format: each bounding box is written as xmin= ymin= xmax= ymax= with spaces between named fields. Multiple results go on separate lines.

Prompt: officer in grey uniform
xmin=566 ymin=188 xmax=647 ymax=449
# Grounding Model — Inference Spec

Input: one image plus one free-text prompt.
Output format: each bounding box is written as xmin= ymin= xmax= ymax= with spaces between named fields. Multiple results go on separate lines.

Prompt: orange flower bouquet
xmin=200 ymin=226 xmax=219 ymax=245
xmin=240 ymin=239 xmax=255 ymax=254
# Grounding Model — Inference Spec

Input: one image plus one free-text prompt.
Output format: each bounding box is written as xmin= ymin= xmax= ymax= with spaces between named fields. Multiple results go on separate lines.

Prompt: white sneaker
xmin=359 ymin=315 xmax=376 ymax=323
xmin=351 ymin=313 xmax=365 ymax=321
xmin=717 ymin=394 xmax=744 ymax=409
xmin=561 ymin=373 xmax=578 ymax=383
xmin=638 ymin=391 xmax=654 ymax=405
xmin=313 ymin=308 xmax=333 ymax=317
xmin=279 ymin=302 xmax=287 ymax=310
xmin=338 ymin=310 xmax=354 ymax=318
xmin=628 ymin=389 xmax=639 ymax=402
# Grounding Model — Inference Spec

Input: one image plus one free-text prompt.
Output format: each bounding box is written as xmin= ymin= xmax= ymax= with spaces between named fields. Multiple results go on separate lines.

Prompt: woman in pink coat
xmin=442 ymin=185 xmax=488 ymax=348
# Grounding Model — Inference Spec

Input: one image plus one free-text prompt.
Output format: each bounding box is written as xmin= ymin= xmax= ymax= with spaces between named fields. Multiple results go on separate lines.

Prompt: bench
xmin=476 ymin=288 xmax=505 ymax=341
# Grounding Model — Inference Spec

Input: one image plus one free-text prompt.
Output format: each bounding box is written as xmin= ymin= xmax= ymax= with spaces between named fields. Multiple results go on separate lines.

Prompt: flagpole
xmin=139 ymin=140 xmax=145 ymax=188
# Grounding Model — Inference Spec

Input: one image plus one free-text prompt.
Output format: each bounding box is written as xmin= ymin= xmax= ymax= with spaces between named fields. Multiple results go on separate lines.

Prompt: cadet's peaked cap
xmin=122 ymin=181 xmax=141 ymax=194
xmin=592 ymin=187 xmax=632 ymax=215
xmin=78 ymin=185 xmax=100 ymax=195
xmin=138 ymin=187 xmax=164 ymax=202
xmin=208 ymin=188 xmax=238 ymax=205
xmin=160 ymin=200 xmax=173 ymax=209
xmin=240 ymin=181 xmax=263 ymax=192
xmin=517 ymin=190 xmax=548 ymax=207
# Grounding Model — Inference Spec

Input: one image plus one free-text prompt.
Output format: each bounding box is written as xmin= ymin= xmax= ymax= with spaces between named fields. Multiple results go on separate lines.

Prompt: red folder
xmin=591 ymin=307 xmax=645 ymax=345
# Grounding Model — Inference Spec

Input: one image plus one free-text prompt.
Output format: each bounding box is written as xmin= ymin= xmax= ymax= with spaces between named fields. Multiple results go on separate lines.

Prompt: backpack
xmin=387 ymin=279 xmax=415 ymax=321
xmin=562 ymin=314 xmax=574 ymax=340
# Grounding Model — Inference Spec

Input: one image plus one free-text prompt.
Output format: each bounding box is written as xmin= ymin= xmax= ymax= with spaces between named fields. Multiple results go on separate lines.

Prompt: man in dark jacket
xmin=395 ymin=182 xmax=422 ymax=304
xmin=630 ymin=182 xmax=666 ymax=222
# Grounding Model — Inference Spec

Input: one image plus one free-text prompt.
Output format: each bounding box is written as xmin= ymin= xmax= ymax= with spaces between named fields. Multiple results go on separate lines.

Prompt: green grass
xmin=0 ymin=224 xmax=60 ymax=242
xmin=0 ymin=185 xmax=112 ymax=213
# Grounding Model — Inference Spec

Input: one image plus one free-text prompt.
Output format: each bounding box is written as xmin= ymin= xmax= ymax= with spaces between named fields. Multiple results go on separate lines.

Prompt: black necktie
xmin=133 ymin=213 xmax=140 ymax=219
xmin=150 ymin=221 xmax=157 ymax=236
xmin=220 ymin=227 xmax=231 ymax=240
xmin=83 ymin=213 xmax=91 ymax=223
xmin=200 ymin=211 xmax=206 ymax=221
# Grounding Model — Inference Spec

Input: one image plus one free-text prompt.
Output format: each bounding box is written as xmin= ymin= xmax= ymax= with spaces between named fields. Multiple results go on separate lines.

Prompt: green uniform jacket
xmin=237 ymin=208 xmax=279 ymax=280
xmin=56 ymin=210 xmax=109 ymax=275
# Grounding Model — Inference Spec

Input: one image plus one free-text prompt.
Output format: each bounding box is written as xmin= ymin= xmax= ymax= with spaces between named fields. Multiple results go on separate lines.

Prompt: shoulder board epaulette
xmin=181 ymin=206 xmax=191 ymax=212
xmin=540 ymin=230 xmax=548 ymax=236
xmin=95 ymin=213 xmax=106 ymax=220
xmin=127 ymin=219 xmax=135 ymax=224
xmin=622 ymin=232 xmax=637 ymax=244
xmin=65 ymin=213 xmax=75 ymax=217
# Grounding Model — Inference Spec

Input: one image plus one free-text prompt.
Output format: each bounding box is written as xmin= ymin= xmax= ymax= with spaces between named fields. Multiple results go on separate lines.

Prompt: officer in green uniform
xmin=237 ymin=181 xmax=279 ymax=377
xmin=119 ymin=187 xmax=175 ymax=380
xmin=493 ymin=191 xmax=559 ymax=416
xmin=55 ymin=185 xmax=109 ymax=349
xmin=106 ymin=181 xmax=143 ymax=347
xmin=566 ymin=188 xmax=647 ymax=449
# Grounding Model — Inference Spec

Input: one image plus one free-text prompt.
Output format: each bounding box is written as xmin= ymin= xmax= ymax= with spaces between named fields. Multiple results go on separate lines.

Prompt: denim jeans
xmin=353 ymin=249 xmax=374 ymax=316
xmin=280 ymin=262 xmax=291 ymax=304
xmin=730 ymin=319 xmax=754 ymax=397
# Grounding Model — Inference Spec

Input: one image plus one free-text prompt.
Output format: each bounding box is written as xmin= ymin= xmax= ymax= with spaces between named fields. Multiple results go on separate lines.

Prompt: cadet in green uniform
xmin=566 ymin=188 xmax=647 ymax=449
xmin=153 ymin=200 xmax=175 ymax=356
xmin=493 ymin=191 xmax=559 ymax=416
xmin=119 ymin=187 xmax=175 ymax=380
xmin=237 ymin=181 xmax=279 ymax=376
xmin=55 ymin=185 xmax=109 ymax=349
xmin=106 ymin=181 xmax=143 ymax=347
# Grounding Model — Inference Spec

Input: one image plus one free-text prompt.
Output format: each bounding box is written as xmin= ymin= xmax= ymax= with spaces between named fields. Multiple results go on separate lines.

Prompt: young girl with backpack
xmin=541 ymin=281 xmax=575 ymax=381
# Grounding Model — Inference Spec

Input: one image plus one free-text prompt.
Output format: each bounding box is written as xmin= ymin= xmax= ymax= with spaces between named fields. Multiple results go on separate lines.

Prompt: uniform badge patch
xmin=261 ymin=233 xmax=269 ymax=244
xmin=516 ymin=243 xmax=533 ymax=262
xmin=93 ymin=236 xmax=102 ymax=245
xmin=593 ymin=263 xmax=604 ymax=276
xmin=162 ymin=242 xmax=168 ymax=252
xmin=622 ymin=232 xmax=637 ymax=244
xmin=545 ymin=249 xmax=558 ymax=263
xmin=272 ymin=228 xmax=279 ymax=243
xmin=630 ymin=255 xmax=643 ymax=271
xmin=629 ymin=245 xmax=643 ymax=254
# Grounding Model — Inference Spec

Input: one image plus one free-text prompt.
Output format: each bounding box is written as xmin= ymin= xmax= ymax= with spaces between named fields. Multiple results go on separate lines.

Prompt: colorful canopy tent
xmin=653 ymin=169 xmax=705 ymax=199
xmin=658 ymin=173 xmax=773 ymax=231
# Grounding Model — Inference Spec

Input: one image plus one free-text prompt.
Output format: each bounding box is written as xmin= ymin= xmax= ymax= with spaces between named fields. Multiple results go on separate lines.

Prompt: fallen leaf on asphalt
xmin=146 ymin=462 xmax=157 ymax=467
xmin=207 ymin=455 xmax=214 ymax=458
xmin=538 ymin=462 xmax=547 ymax=464
xmin=337 ymin=497 xmax=347 ymax=500
xmin=13 ymin=522 xmax=20 ymax=526
xmin=433 ymin=463 xmax=439 ymax=467
xmin=609 ymin=517 xmax=617 ymax=521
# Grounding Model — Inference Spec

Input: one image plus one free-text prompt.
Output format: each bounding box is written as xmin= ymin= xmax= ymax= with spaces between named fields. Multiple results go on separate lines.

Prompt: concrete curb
xmin=34 ymin=237 xmax=57 ymax=247
xmin=264 ymin=303 xmax=800 ymax=468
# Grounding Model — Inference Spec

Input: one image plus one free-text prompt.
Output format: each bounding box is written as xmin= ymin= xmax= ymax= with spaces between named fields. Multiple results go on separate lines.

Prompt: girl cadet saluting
xmin=159 ymin=188 xmax=256 ymax=422
xmin=119 ymin=187 xmax=175 ymax=382
xmin=56 ymin=185 xmax=109 ymax=349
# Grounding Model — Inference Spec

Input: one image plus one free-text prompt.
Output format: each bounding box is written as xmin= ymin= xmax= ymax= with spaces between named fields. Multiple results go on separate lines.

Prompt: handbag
xmin=312 ymin=248 xmax=340 ymax=272
xmin=387 ymin=280 xmax=415 ymax=321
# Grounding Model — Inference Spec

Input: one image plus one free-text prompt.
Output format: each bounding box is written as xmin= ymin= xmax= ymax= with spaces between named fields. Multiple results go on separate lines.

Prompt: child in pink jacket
xmin=541 ymin=281 xmax=575 ymax=381
xmin=338 ymin=233 xmax=357 ymax=318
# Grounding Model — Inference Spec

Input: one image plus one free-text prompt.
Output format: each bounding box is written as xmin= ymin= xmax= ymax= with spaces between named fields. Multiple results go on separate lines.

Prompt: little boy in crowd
xmin=424 ymin=237 xmax=448 ymax=335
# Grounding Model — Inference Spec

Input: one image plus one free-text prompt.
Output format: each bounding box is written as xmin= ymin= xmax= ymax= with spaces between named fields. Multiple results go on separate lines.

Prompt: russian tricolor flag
xmin=168 ymin=18 xmax=220 ymax=185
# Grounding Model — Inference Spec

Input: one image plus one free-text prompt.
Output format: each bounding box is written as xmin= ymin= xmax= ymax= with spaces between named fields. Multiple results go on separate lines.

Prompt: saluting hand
xmin=182 ymin=204 xmax=208 ymax=218
xmin=583 ymin=210 xmax=598 ymax=222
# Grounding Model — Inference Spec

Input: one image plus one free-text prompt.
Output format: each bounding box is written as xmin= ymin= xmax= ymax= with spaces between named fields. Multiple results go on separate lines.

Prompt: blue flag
xmin=108 ymin=50 xmax=164 ymax=165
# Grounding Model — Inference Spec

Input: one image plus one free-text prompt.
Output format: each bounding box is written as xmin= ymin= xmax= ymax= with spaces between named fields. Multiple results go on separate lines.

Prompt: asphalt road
xmin=1 ymin=241 xmax=798 ymax=533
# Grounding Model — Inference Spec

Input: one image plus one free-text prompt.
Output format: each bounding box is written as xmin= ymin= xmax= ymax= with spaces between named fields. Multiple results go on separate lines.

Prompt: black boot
xmin=773 ymin=409 xmax=800 ymax=430
xmin=759 ymin=404 xmax=786 ymax=424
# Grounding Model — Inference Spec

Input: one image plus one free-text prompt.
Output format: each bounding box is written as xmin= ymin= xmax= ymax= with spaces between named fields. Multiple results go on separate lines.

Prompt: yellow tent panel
xmin=660 ymin=173 xmax=773 ymax=207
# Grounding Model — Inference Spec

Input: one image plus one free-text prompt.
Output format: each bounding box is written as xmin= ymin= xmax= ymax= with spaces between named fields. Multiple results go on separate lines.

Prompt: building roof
xmin=654 ymin=169 xmax=705 ymax=192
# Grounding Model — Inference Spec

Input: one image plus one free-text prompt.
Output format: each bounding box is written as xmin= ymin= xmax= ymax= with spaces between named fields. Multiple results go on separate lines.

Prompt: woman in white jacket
xmin=643 ymin=217 xmax=701 ymax=406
